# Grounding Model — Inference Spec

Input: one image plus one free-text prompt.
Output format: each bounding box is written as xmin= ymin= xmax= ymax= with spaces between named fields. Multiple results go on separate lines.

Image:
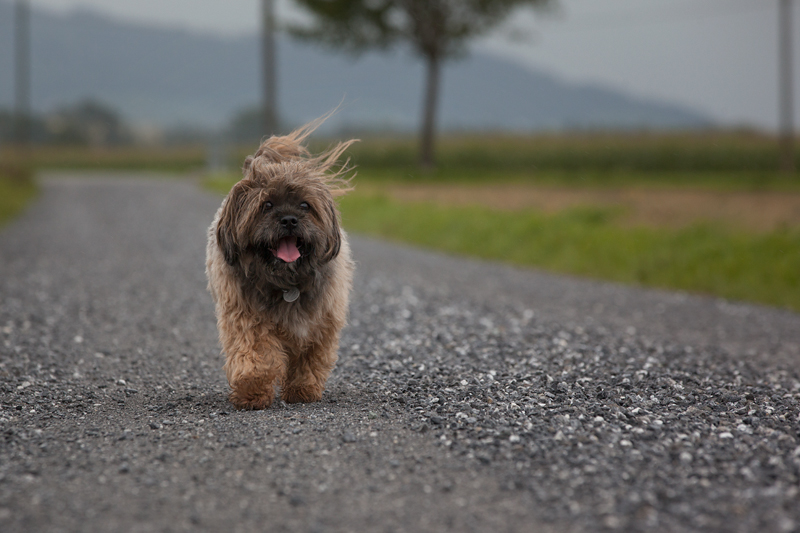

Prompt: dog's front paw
xmin=229 ymin=378 xmax=275 ymax=410
xmin=282 ymin=384 xmax=323 ymax=404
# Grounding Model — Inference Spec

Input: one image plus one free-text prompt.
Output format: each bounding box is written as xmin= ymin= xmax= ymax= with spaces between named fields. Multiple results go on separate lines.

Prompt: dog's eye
xmin=263 ymin=201 xmax=273 ymax=210
xmin=299 ymin=202 xmax=309 ymax=210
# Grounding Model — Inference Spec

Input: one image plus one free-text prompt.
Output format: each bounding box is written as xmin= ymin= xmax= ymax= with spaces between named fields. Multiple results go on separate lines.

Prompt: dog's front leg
xmin=281 ymin=323 xmax=340 ymax=404
xmin=221 ymin=322 xmax=285 ymax=410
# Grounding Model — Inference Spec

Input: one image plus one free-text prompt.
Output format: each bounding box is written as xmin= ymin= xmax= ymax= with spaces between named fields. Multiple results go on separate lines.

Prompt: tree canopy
xmin=294 ymin=0 xmax=552 ymax=168
xmin=295 ymin=0 xmax=549 ymax=56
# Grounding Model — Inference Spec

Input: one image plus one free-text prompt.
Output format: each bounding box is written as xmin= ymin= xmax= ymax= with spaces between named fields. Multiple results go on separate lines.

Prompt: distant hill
xmin=0 ymin=0 xmax=712 ymax=132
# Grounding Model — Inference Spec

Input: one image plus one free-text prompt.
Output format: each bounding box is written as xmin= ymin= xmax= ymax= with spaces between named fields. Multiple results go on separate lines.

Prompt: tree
xmin=293 ymin=0 xmax=552 ymax=169
xmin=46 ymin=100 xmax=130 ymax=146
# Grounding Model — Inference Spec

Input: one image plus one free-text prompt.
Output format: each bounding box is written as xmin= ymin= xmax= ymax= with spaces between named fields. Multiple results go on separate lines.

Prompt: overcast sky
xmin=28 ymin=0 xmax=796 ymax=131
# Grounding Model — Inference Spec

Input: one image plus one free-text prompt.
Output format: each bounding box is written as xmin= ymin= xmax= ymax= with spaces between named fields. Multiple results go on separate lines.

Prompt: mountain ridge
xmin=0 ymin=0 xmax=712 ymax=132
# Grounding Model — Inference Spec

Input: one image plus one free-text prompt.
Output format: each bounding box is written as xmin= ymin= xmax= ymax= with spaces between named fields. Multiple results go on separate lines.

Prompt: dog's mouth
xmin=270 ymin=236 xmax=303 ymax=263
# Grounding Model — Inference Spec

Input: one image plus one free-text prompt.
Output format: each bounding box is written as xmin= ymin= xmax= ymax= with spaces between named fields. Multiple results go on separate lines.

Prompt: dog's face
xmin=216 ymin=162 xmax=342 ymax=284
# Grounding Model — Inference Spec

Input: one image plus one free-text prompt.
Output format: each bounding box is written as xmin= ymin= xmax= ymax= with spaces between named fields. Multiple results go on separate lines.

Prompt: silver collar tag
xmin=282 ymin=287 xmax=300 ymax=302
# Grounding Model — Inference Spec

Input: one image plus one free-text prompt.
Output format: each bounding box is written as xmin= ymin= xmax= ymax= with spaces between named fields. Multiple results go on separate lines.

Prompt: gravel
xmin=1 ymin=174 xmax=799 ymax=532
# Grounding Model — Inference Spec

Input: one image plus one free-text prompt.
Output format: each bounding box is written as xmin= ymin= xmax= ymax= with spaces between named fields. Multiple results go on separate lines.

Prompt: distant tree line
xmin=0 ymin=99 xmax=248 ymax=147
xmin=0 ymin=99 xmax=131 ymax=146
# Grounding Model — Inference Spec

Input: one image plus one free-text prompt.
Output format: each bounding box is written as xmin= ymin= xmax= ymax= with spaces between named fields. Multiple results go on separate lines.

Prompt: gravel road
xmin=1 ymin=174 xmax=799 ymax=532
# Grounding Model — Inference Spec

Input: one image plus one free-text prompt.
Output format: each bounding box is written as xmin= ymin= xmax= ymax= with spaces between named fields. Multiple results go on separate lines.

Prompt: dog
xmin=206 ymin=119 xmax=356 ymax=409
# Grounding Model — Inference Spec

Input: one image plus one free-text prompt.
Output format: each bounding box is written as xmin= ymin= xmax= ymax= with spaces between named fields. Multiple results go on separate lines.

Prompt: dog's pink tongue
xmin=274 ymin=237 xmax=300 ymax=263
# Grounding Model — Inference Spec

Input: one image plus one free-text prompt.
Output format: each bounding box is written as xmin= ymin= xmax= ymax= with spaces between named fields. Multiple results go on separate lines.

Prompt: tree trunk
xmin=419 ymin=51 xmax=441 ymax=170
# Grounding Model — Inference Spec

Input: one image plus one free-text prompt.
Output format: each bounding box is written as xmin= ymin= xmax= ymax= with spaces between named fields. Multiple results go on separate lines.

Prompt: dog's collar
xmin=282 ymin=287 xmax=300 ymax=302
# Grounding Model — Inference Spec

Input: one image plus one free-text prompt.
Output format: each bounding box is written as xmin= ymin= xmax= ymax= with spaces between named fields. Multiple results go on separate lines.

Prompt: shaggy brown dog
xmin=206 ymin=120 xmax=356 ymax=409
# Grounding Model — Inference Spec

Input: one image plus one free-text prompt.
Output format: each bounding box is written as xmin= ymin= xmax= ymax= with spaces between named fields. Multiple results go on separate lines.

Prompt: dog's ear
xmin=320 ymin=197 xmax=342 ymax=264
xmin=216 ymin=182 xmax=248 ymax=266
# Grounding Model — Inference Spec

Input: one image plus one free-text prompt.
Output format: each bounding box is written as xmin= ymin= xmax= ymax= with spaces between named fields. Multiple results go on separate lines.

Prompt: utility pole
xmin=779 ymin=0 xmax=795 ymax=173
xmin=262 ymin=0 xmax=278 ymax=137
xmin=14 ymin=0 xmax=31 ymax=148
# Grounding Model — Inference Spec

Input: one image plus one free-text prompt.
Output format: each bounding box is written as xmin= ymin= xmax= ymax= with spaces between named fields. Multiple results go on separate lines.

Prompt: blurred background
xmin=0 ymin=0 xmax=793 ymax=142
xmin=1 ymin=0 xmax=799 ymax=312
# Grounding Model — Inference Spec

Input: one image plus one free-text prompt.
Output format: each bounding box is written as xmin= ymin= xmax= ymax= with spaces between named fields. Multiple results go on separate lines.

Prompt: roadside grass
xmin=0 ymin=145 xmax=206 ymax=173
xmin=205 ymin=172 xmax=245 ymax=195
xmin=0 ymin=163 xmax=38 ymax=227
xmin=332 ymin=131 xmax=800 ymax=191
xmin=337 ymin=194 xmax=800 ymax=312
xmin=343 ymin=130 xmax=799 ymax=171
xmin=226 ymin=130 xmax=800 ymax=190
xmin=354 ymin=168 xmax=800 ymax=192
xmin=7 ymin=131 xmax=800 ymax=189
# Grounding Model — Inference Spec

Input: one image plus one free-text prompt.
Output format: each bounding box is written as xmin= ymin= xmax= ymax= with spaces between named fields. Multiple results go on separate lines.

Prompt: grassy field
xmin=337 ymin=194 xmax=800 ymax=312
xmin=0 ymin=145 xmax=206 ymax=173
xmin=0 ymin=162 xmax=38 ymax=227
xmin=312 ymin=130 xmax=800 ymax=190
xmin=6 ymin=130 xmax=800 ymax=186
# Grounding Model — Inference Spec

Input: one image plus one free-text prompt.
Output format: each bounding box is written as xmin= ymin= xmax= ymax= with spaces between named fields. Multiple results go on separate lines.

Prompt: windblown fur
xmin=206 ymin=119 xmax=356 ymax=409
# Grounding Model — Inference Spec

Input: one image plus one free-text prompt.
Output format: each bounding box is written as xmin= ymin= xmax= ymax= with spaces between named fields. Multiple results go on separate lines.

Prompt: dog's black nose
xmin=280 ymin=215 xmax=298 ymax=228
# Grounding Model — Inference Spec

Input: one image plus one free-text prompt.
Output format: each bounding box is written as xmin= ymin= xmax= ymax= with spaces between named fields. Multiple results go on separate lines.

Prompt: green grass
xmin=354 ymin=168 xmax=800 ymax=192
xmin=0 ymin=145 xmax=206 ymax=173
xmin=8 ymin=131 xmax=799 ymax=189
xmin=340 ymin=130 xmax=799 ymax=172
xmin=318 ymin=131 xmax=800 ymax=190
xmin=0 ymin=163 xmax=38 ymax=227
xmin=205 ymin=172 xmax=243 ymax=195
xmin=338 ymin=194 xmax=800 ymax=312
xmin=235 ymin=131 xmax=800 ymax=191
